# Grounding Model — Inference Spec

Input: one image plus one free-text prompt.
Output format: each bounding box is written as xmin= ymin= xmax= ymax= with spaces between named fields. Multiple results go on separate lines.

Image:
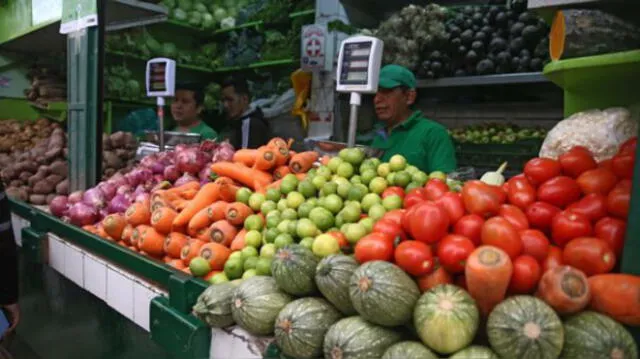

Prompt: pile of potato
xmin=0 ymin=118 xmax=59 ymax=153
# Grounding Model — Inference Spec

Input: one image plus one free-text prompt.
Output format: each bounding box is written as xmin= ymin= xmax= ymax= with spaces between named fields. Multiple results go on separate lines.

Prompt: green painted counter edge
xmin=150 ymin=296 xmax=211 ymax=359
xmin=9 ymin=198 xmax=37 ymax=220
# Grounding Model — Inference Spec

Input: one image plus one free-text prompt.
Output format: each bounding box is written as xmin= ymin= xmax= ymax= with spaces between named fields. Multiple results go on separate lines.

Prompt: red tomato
xmin=403 ymin=191 xmax=426 ymax=209
xmin=551 ymin=211 xmax=593 ymax=247
xmin=598 ymin=159 xmax=614 ymax=170
xmin=402 ymin=205 xmax=419 ymax=234
xmin=453 ymin=214 xmax=484 ymax=246
xmin=558 ymin=147 xmax=597 ymax=178
xmin=537 ymin=176 xmax=582 ymax=208
xmin=525 ymin=201 xmax=561 ymax=232
xmin=562 ymin=237 xmax=616 ymax=276
xmin=354 ymin=233 xmax=394 ymax=263
xmin=416 ymin=263 xmax=453 ymax=292
xmin=327 ymin=231 xmax=350 ymax=252
xmin=481 ymin=217 xmax=523 ymax=259
xmin=618 ymin=136 xmax=637 ymax=155
xmin=519 ymin=229 xmax=550 ymax=262
xmin=611 ymin=154 xmax=634 ymax=180
xmin=437 ymin=234 xmax=476 ymax=274
xmin=382 ymin=186 xmax=405 ymax=199
xmin=594 ymin=217 xmax=627 ymax=257
xmin=576 ymin=168 xmax=618 ymax=195
xmin=408 ymin=202 xmax=450 ymax=244
xmin=394 ymin=240 xmax=434 ymax=276
xmin=499 ymin=204 xmax=529 ymax=231
xmin=373 ymin=219 xmax=407 ymax=242
xmin=507 ymin=176 xmax=537 ymax=210
xmin=524 ymin=158 xmax=562 ymax=186
xmin=566 ymin=193 xmax=607 ymax=222
xmin=509 ymin=255 xmax=542 ymax=294
xmin=381 ymin=209 xmax=405 ymax=226
xmin=435 ymin=192 xmax=465 ymax=224
xmin=607 ymin=180 xmax=631 ymax=219
xmin=424 ymin=179 xmax=449 ymax=201
xmin=542 ymin=245 xmax=564 ymax=272
xmin=461 ymin=180 xmax=506 ymax=217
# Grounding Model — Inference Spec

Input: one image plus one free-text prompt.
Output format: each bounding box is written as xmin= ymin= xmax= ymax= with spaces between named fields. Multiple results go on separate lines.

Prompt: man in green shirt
xmin=170 ymin=83 xmax=218 ymax=140
xmin=370 ymin=65 xmax=457 ymax=173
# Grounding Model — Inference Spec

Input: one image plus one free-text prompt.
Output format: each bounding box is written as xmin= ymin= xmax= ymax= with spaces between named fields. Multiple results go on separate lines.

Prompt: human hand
xmin=2 ymin=303 xmax=19 ymax=334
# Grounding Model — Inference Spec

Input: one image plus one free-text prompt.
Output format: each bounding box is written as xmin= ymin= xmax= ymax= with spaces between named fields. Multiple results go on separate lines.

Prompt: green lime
xmin=281 ymin=208 xmax=298 ymax=220
xmin=260 ymin=200 xmax=277 ymax=214
xmin=386 ymin=172 xmax=396 ymax=186
xmin=327 ymin=157 xmax=343 ymax=173
xmin=359 ymin=217 xmax=375 ymax=233
xmin=287 ymin=220 xmax=298 ymax=236
xmin=321 ymin=181 xmax=338 ymax=196
xmin=311 ymin=175 xmax=327 ymax=190
xmin=346 ymin=148 xmax=366 ymax=165
xmin=189 ymin=257 xmax=211 ymax=277
xmin=297 ymin=201 xmax=315 ymax=218
xmin=344 ymin=223 xmax=367 ymax=244
xmin=229 ymin=251 xmax=243 ymax=262
xmin=344 ymin=201 xmax=361 ymax=211
xmin=368 ymin=203 xmax=387 ymax=220
xmin=429 ymin=171 xmax=447 ymax=181
xmin=296 ymin=218 xmax=319 ymax=238
xmin=298 ymin=180 xmax=317 ymax=198
xmin=312 ymin=234 xmax=340 ymax=257
xmin=265 ymin=211 xmax=281 ymax=229
xmin=350 ymin=175 xmax=362 ymax=185
xmin=412 ymin=171 xmax=429 ymax=185
xmin=361 ymin=193 xmax=381 ymax=212
xmin=260 ymin=243 xmax=277 ymax=258
xmin=336 ymin=182 xmax=352 ymax=199
xmin=255 ymin=257 xmax=272 ymax=275
xmin=340 ymin=205 xmax=362 ymax=223
xmin=389 ymin=154 xmax=407 ymax=172
xmin=299 ymin=237 xmax=314 ymax=250
xmin=248 ymin=193 xmax=266 ymax=212
xmin=277 ymin=219 xmax=291 ymax=234
xmin=323 ymin=194 xmax=344 ymax=214
xmin=208 ymin=272 xmax=229 ymax=284
xmin=244 ymin=230 xmax=262 ymax=248
xmin=274 ymin=233 xmax=294 ymax=249
xmin=224 ymin=259 xmax=244 ymax=280
xmin=286 ymin=191 xmax=305 ymax=209
xmin=235 ymin=188 xmax=252 ymax=204
xmin=369 ymin=158 xmax=381 ymax=167
xmin=337 ymin=162 xmax=355 ymax=178
xmin=265 ymin=188 xmax=282 ymax=202
xmin=279 ymin=181 xmax=296 ymax=195
xmin=335 ymin=212 xmax=345 ymax=228
xmin=360 ymin=169 xmax=377 ymax=185
xmin=282 ymin=173 xmax=300 ymax=186
xmin=369 ymin=177 xmax=388 ymax=194
xmin=244 ymin=214 xmax=265 ymax=231
xmin=309 ymin=207 xmax=335 ymax=231
xmin=406 ymin=165 xmax=419 ymax=174
xmin=306 ymin=198 xmax=318 ymax=207
xmin=382 ymin=195 xmax=403 ymax=210
xmin=405 ymin=182 xmax=422 ymax=192
xmin=243 ymin=256 xmax=259 ymax=271
xmin=241 ymin=246 xmax=259 ymax=259
xmin=316 ymin=166 xmax=333 ymax=179
xmin=347 ymin=185 xmax=367 ymax=201
xmin=277 ymin=198 xmax=288 ymax=211
xmin=263 ymin=228 xmax=279 ymax=244
xmin=242 ymin=269 xmax=257 ymax=279
xmin=306 ymin=168 xmax=317 ymax=178
xmin=377 ymin=163 xmax=391 ymax=177
xmin=394 ymin=171 xmax=412 ymax=188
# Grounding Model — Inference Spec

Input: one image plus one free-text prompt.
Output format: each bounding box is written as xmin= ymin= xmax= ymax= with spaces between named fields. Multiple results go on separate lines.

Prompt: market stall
xmin=0 ymin=0 xmax=639 ymax=358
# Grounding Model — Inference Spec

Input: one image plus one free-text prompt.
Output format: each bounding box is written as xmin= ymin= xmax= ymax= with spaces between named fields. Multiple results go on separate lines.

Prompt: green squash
xmin=315 ymin=254 xmax=358 ymax=315
xmin=323 ymin=316 xmax=402 ymax=359
xmin=271 ymin=245 xmax=319 ymax=296
xmin=231 ymin=276 xmax=292 ymax=336
xmin=449 ymin=346 xmax=499 ymax=359
xmin=382 ymin=341 xmax=438 ymax=359
xmin=349 ymin=261 xmax=420 ymax=327
xmin=274 ymin=298 xmax=342 ymax=359
xmin=192 ymin=282 xmax=238 ymax=328
xmin=562 ymin=311 xmax=638 ymax=359
xmin=414 ymin=284 xmax=479 ymax=354
xmin=487 ymin=295 xmax=564 ymax=359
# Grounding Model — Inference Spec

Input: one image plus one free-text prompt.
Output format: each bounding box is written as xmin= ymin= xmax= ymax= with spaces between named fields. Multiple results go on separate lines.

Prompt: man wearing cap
xmin=370 ymin=64 xmax=457 ymax=173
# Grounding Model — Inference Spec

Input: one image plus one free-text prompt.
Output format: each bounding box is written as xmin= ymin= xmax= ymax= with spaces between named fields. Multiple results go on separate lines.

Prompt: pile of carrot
xmin=80 ymin=137 xmax=322 ymax=278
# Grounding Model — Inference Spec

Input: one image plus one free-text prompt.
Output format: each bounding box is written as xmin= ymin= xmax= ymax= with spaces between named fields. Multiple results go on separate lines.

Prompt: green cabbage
xmin=161 ymin=0 xmax=176 ymax=9
xmin=188 ymin=11 xmax=202 ymax=26
xmin=193 ymin=2 xmax=208 ymax=13
xmin=177 ymin=0 xmax=192 ymax=11
xmin=162 ymin=43 xmax=178 ymax=58
xmin=213 ymin=8 xmax=227 ymax=22
xmin=125 ymin=79 xmax=141 ymax=98
xmin=172 ymin=8 xmax=188 ymax=21
xmin=202 ymin=13 xmax=215 ymax=29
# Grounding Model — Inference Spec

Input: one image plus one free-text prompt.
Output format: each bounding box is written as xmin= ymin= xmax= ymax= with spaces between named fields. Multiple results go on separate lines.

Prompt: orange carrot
xmin=171 ymin=198 xmax=190 ymax=212
xmin=96 ymin=226 xmax=110 ymax=239
xmin=117 ymin=241 xmax=126 ymax=247
xmin=210 ymin=162 xmax=272 ymax=190
xmin=187 ymin=202 xmax=228 ymax=236
xmin=167 ymin=259 xmax=186 ymax=270
xmin=181 ymin=267 xmax=192 ymax=275
xmin=162 ymin=255 xmax=173 ymax=263
xmin=264 ymin=173 xmax=307 ymax=191
xmin=289 ymin=151 xmax=319 ymax=173
xmin=164 ymin=232 xmax=190 ymax=259
xmin=125 ymin=201 xmax=151 ymax=226
xmin=273 ymin=146 xmax=291 ymax=167
xmin=121 ymin=225 xmax=134 ymax=245
xmin=172 ymin=182 xmax=221 ymax=229
xmin=82 ymin=225 xmax=98 ymax=234
xmin=268 ymin=137 xmax=288 ymax=149
xmin=465 ymin=245 xmax=513 ymax=316
xmin=209 ymin=220 xmax=238 ymax=247
xmin=179 ymin=188 xmax=199 ymax=200
xmin=150 ymin=198 xmax=171 ymax=212
xmin=320 ymin=155 xmax=331 ymax=166
xmin=536 ymin=265 xmax=590 ymax=315
xmin=230 ymin=229 xmax=247 ymax=251
xmin=233 ymin=149 xmax=258 ymax=167
xmin=195 ymin=227 xmax=213 ymax=242
xmin=225 ymin=202 xmax=253 ymax=226
xmin=131 ymin=225 xmax=152 ymax=249
xmin=219 ymin=183 xmax=240 ymax=203
xmin=138 ymin=226 xmax=165 ymax=257
xmin=198 ymin=242 xmax=232 ymax=271
xmin=102 ymin=214 xmax=127 ymax=240
xmin=166 ymin=181 xmax=200 ymax=195
xmin=588 ymin=274 xmax=640 ymax=326
xmin=253 ymin=146 xmax=278 ymax=171
xmin=273 ymin=166 xmax=291 ymax=180
xmin=151 ymin=207 xmax=178 ymax=234
xmin=180 ymin=239 xmax=206 ymax=266
xmin=214 ymin=176 xmax=235 ymax=186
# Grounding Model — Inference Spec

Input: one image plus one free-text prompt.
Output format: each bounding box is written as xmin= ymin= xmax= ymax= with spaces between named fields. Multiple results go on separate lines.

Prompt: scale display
xmin=150 ymin=62 xmax=167 ymax=92
xmin=339 ymin=41 xmax=373 ymax=86
xmin=145 ymin=58 xmax=176 ymax=97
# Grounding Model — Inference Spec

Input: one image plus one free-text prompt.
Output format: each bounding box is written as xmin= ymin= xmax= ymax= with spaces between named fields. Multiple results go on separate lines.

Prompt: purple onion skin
xmin=116 ymin=185 xmax=132 ymax=196
xmin=108 ymin=172 xmax=127 ymax=188
xmin=68 ymin=190 xmax=84 ymax=204
xmin=176 ymin=148 xmax=208 ymax=174
xmin=82 ymin=188 xmax=106 ymax=209
xmin=108 ymin=194 xmax=132 ymax=214
xmin=97 ymin=182 xmax=117 ymax=200
xmin=212 ymin=141 xmax=235 ymax=163
xmin=163 ymin=165 xmax=180 ymax=182
xmin=199 ymin=165 xmax=213 ymax=182
xmin=69 ymin=202 xmax=99 ymax=226
xmin=175 ymin=173 xmax=198 ymax=187
xmin=134 ymin=192 xmax=150 ymax=203
xmin=49 ymin=196 xmax=69 ymax=217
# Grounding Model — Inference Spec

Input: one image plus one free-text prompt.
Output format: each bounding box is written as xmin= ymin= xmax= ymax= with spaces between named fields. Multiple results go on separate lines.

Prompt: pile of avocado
xmin=448 ymin=123 xmax=548 ymax=144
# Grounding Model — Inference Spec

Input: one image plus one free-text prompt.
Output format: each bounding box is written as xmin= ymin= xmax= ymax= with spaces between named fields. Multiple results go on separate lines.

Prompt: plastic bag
xmin=260 ymin=89 xmax=295 ymax=119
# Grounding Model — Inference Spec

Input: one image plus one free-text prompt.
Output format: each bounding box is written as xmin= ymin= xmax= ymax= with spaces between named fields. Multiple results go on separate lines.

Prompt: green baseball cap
xmin=378 ymin=64 xmax=416 ymax=89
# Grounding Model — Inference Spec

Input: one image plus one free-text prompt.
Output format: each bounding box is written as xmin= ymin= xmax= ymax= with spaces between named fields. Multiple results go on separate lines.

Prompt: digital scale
xmin=145 ymin=58 xmax=176 ymax=152
xmin=336 ymin=35 xmax=384 ymax=147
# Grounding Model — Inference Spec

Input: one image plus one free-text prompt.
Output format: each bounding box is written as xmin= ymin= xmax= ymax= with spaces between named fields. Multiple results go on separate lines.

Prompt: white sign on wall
xmin=301 ymin=24 xmax=328 ymax=72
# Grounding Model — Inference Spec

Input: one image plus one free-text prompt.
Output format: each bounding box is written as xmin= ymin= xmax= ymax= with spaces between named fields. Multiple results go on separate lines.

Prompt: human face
xmin=171 ymin=89 xmax=202 ymax=125
xmin=222 ymin=86 xmax=249 ymax=120
xmin=374 ymin=87 xmax=416 ymax=124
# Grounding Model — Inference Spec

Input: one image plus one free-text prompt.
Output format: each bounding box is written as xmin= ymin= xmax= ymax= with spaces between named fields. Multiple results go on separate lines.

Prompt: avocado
xmin=519 ymin=49 xmax=531 ymax=58
xmin=472 ymin=25 xmax=480 ymax=32
xmin=510 ymin=22 xmax=526 ymax=37
xmin=431 ymin=61 xmax=443 ymax=73
xmin=476 ymin=59 xmax=495 ymax=75
xmin=522 ymin=25 xmax=539 ymax=42
xmin=511 ymin=0 xmax=527 ymax=13
xmin=454 ymin=69 xmax=467 ymax=77
xmin=509 ymin=37 xmax=525 ymax=55
xmin=489 ymin=6 xmax=500 ymax=17
xmin=421 ymin=60 xmax=431 ymax=70
xmin=463 ymin=6 xmax=475 ymax=15
xmin=530 ymin=58 xmax=543 ymax=71
xmin=489 ymin=37 xmax=508 ymax=52
xmin=457 ymin=45 xmax=468 ymax=55
xmin=454 ymin=14 xmax=465 ymax=27
xmin=534 ymin=41 xmax=548 ymax=58
xmin=460 ymin=29 xmax=474 ymax=45
xmin=448 ymin=25 xmax=461 ymax=38
xmin=511 ymin=56 xmax=521 ymax=68
xmin=495 ymin=12 xmax=507 ymax=26
xmin=471 ymin=40 xmax=485 ymax=53
xmin=496 ymin=51 xmax=511 ymax=65
xmin=519 ymin=56 xmax=531 ymax=69
xmin=474 ymin=31 xmax=487 ymax=43
xmin=451 ymin=37 xmax=462 ymax=47
xmin=464 ymin=19 xmax=474 ymax=29
xmin=429 ymin=51 xmax=442 ymax=61
xmin=465 ymin=50 xmax=479 ymax=64
xmin=426 ymin=70 xmax=435 ymax=79
xmin=495 ymin=64 xmax=510 ymax=74
xmin=481 ymin=25 xmax=493 ymax=34
xmin=518 ymin=12 xmax=534 ymax=25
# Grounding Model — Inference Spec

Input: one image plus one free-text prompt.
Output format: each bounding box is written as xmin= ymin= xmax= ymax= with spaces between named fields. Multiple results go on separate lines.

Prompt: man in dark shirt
xmin=221 ymin=77 xmax=270 ymax=149
xmin=0 ymin=182 xmax=19 ymax=337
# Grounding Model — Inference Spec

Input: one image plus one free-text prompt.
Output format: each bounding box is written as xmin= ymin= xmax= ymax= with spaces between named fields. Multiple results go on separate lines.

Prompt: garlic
xmin=480 ymin=162 xmax=508 ymax=186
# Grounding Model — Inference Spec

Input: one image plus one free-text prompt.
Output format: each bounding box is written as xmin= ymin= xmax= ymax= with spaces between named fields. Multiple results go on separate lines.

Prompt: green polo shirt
xmin=176 ymin=121 xmax=218 ymax=140
xmin=370 ymin=111 xmax=457 ymax=173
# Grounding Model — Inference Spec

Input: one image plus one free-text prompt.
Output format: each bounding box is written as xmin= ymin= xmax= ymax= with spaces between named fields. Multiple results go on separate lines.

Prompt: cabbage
xmin=220 ymin=16 xmax=236 ymax=29
xmin=202 ymin=13 xmax=215 ymax=29
xmin=193 ymin=2 xmax=207 ymax=13
xmin=177 ymin=0 xmax=192 ymax=11
xmin=125 ymin=80 xmax=141 ymax=98
xmin=172 ymin=8 xmax=188 ymax=21
xmin=188 ymin=11 xmax=202 ymax=26
xmin=161 ymin=0 xmax=176 ymax=9
xmin=213 ymin=8 xmax=227 ymax=22
xmin=162 ymin=43 xmax=178 ymax=58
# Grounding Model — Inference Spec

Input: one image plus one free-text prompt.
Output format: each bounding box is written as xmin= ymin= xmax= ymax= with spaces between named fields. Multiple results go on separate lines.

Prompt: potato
xmin=103 ymin=168 xmax=116 ymax=178
xmin=32 ymin=181 xmax=55 ymax=195
xmin=109 ymin=131 xmax=126 ymax=148
xmin=46 ymin=194 xmax=57 ymax=204
xmin=6 ymin=187 xmax=27 ymax=202
xmin=0 ymin=168 xmax=17 ymax=181
xmin=49 ymin=161 xmax=68 ymax=177
xmin=28 ymin=173 xmax=45 ymax=187
xmin=56 ymin=179 xmax=69 ymax=195
xmin=38 ymin=165 xmax=51 ymax=176
xmin=45 ymin=174 xmax=64 ymax=185
xmin=19 ymin=172 xmax=33 ymax=182
xmin=29 ymin=194 xmax=47 ymax=205
xmin=102 ymin=133 xmax=112 ymax=150
xmin=9 ymin=180 xmax=24 ymax=187
xmin=103 ymin=151 xmax=123 ymax=169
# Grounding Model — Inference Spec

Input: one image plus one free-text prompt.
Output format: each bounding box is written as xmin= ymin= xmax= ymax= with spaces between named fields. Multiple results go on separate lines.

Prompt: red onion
xmin=163 ymin=165 xmax=180 ymax=182
xmin=116 ymin=185 xmax=132 ymax=195
xmin=212 ymin=141 xmax=235 ymax=163
xmin=68 ymin=191 xmax=84 ymax=204
xmin=125 ymin=168 xmax=153 ymax=187
xmin=153 ymin=174 xmax=164 ymax=183
xmin=176 ymin=148 xmax=208 ymax=174
xmin=83 ymin=188 xmax=106 ymax=209
xmin=49 ymin=196 xmax=69 ymax=217
xmin=134 ymin=192 xmax=150 ymax=203
xmin=199 ymin=165 xmax=213 ymax=182
xmin=69 ymin=202 xmax=99 ymax=226
xmin=199 ymin=140 xmax=219 ymax=153
xmin=175 ymin=144 xmax=190 ymax=153
xmin=97 ymin=182 xmax=117 ymax=200
xmin=140 ymin=154 xmax=158 ymax=169
xmin=175 ymin=173 xmax=198 ymax=187
xmin=98 ymin=209 xmax=109 ymax=221
xmin=108 ymin=172 xmax=128 ymax=188
xmin=108 ymin=194 xmax=131 ymax=214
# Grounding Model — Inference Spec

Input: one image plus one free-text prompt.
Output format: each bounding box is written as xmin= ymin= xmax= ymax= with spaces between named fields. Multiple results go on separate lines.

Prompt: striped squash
xmin=231 ymin=276 xmax=292 ymax=336
xmin=323 ymin=316 xmax=401 ymax=359
xmin=315 ymin=254 xmax=358 ymax=315
xmin=271 ymin=245 xmax=318 ymax=296
xmin=192 ymin=282 xmax=239 ymax=328
xmin=382 ymin=341 xmax=438 ymax=359
xmin=562 ymin=311 xmax=638 ymax=359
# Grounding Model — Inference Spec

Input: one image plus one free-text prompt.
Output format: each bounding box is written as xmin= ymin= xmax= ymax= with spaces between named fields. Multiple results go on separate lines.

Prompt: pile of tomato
xmin=350 ymin=136 xmax=636 ymax=293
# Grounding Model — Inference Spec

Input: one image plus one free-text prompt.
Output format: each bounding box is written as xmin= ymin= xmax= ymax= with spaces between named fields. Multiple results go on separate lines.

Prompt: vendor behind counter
xmin=170 ymin=82 xmax=218 ymax=140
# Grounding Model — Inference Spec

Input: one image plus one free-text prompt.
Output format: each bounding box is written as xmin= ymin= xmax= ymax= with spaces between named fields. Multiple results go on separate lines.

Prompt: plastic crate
xmin=455 ymin=139 xmax=543 ymax=173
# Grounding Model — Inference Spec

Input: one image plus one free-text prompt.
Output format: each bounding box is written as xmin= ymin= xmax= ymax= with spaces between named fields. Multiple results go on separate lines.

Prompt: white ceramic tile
xmin=64 ymin=244 xmax=85 ymax=287
xmin=133 ymin=282 xmax=156 ymax=332
xmin=83 ymin=254 xmax=107 ymax=300
xmin=11 ymin=214 xmax=25 ymax=246
xmin=106 ymin=267 xmax=134 ymax=320
xmin=48 ymin=235 xmax=65 ymax=274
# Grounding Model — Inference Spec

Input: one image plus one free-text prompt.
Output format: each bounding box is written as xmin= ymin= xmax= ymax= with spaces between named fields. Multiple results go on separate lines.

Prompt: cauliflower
xmin=540 ymin=107 xmax=638 ymax=161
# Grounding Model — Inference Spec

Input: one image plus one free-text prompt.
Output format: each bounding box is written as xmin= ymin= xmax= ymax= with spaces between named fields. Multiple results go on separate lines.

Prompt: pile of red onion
xmin=49 ymin=140 xmax=234 ymax=226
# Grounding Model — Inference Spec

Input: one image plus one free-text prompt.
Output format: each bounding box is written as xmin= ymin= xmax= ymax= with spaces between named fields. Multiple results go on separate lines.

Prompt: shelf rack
xmin=416 ymin=72 xmax=548 ymax=88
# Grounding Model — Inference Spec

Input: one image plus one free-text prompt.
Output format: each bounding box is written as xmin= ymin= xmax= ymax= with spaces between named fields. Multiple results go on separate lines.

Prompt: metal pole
xmin=157 ymin=97 xmax=165 ymax=151
xmin=347 ymin=92 xmax=361 ymax=147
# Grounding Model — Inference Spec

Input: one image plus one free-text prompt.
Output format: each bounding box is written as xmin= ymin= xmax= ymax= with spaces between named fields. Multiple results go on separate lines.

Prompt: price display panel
xmin=150 ymin=62 xmax=167 ymax=92
xmin=146 ymin=58 xmax=176 ymax=97
xmin=338 ymin=41 xmax=373 ymax=86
